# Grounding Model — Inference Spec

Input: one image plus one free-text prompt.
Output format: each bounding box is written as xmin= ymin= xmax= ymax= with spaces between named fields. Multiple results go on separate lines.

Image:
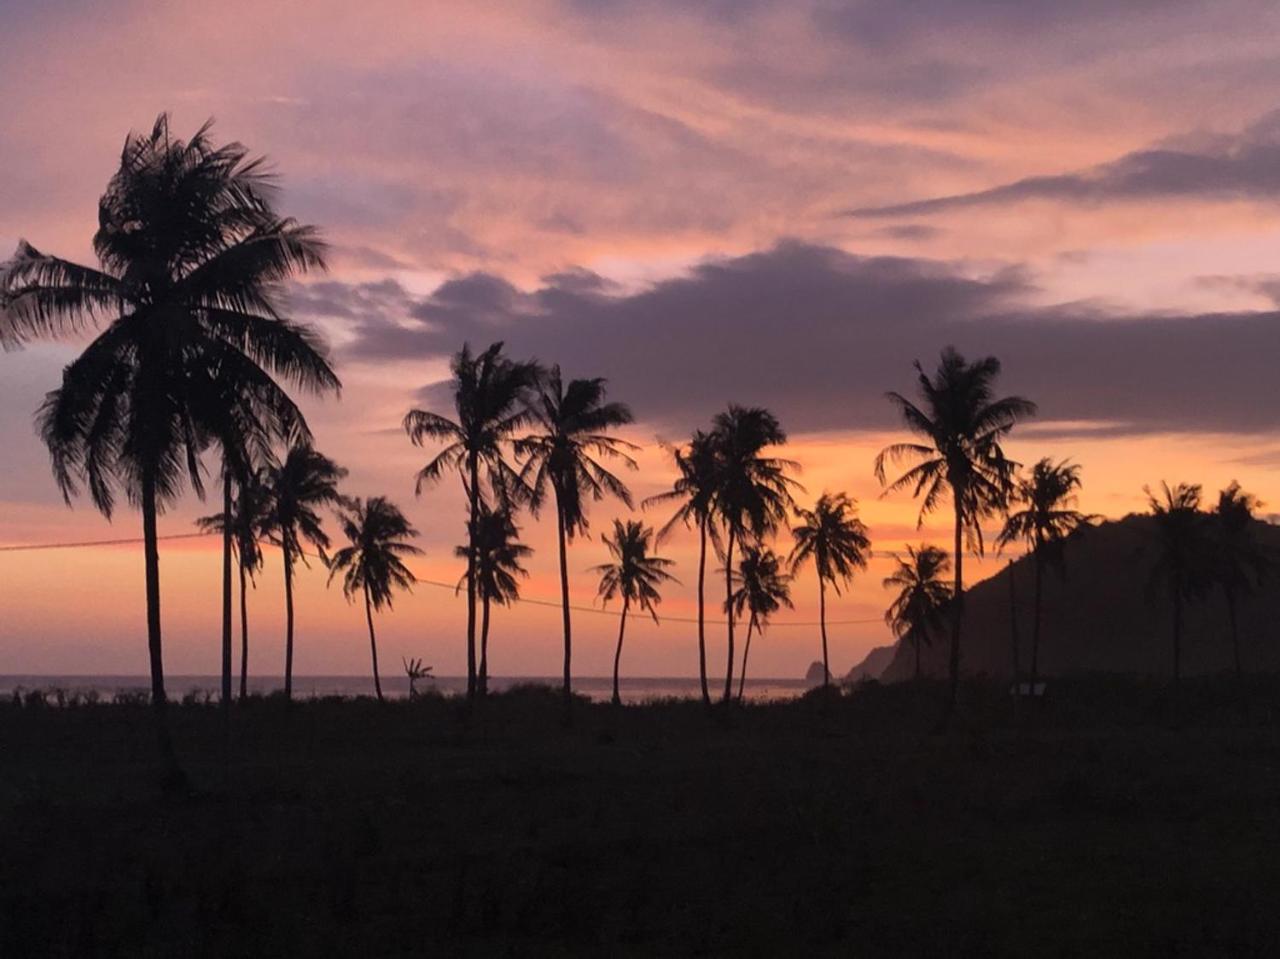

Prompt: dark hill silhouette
xmin=877 ymin=514 xmax=1280 ymax=682
xmin=845 ymin=644 xmax=897 ymax=682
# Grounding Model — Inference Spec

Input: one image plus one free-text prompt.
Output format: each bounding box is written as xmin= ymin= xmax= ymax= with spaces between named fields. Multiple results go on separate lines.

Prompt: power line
xmin=0 ymin=532 xmax=210 ymax=552
xmin=0 ymin=529 xmax=897 ymax=628
xmin=0 ymin=532 xmax=1009 ymax=561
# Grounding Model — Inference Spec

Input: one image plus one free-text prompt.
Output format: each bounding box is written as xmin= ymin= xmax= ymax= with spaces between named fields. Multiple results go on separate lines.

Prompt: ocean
xmin=0 ymin=674 xmax=812 ymax=705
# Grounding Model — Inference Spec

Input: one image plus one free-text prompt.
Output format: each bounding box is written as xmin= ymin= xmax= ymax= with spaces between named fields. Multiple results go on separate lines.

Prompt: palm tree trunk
xmin=283 ymin=546 xmax=295 ymax=701
xmin=737 ymin=614 xmax=757 ymax=702
xmin=819 ymin=576 xmax=830 ymax=690
xmin=365 ymin=585 xmax=383 ymax=702
xmin=141 ymin=468 xmax=182 ymax=787
xmin=947 ymin=497 xmax=965 ymax=718
xmin=612 ymin=600 xmax=629 ymax=706
xmin=238 ymin=560 xmax=249 ymax=700
xmin=722 ymin=526 xmax=737 ymax=703
xmin=556 ymin=493 xmax=573 ymax=719
xmin=465 ymin=456 xmax=479 ymax=700
xmin=220 ymin=472 xmax=234 ymax=710
xmin=914 ymin=629 xmax=922 ymax=681
xmin=696 ymin=517 xmax=710 ymax=707
xmin=1031 ymin=546 xmax=1043 ymax=689
xmin=479 ymin=593 xmax=491 ymax=696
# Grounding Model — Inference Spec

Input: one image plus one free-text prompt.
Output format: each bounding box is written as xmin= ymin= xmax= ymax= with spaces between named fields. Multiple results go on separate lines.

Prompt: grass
xmin=3 ymin=676 xmax=1280 ymax=957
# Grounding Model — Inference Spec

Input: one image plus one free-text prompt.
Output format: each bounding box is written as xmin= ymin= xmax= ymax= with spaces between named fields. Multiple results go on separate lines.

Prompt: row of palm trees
xmin=201 ymin=454 xmax=425 ymax=705
xmin=1145 ymin=481 xmax=1271 ymax=690
xmin=0 ymin=113 xmax=1095 ymax=741
xmin=401 ymin=349 xmax=896 ymax=714
xmin=3 ymin=115 xmax=1270 ymax=783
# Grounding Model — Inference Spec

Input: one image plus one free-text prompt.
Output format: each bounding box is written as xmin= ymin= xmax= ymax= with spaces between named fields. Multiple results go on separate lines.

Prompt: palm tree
xmin=403 ymin=342 xmax=541 ymax=700
xmin=875 ymin=347 xmax=1036 ymax=717
xmin=996 ymin=459 xmax=1096 ymax=688
xmin=327 ymin=496 xmax=422 ymax=701
xmin=644 ymin=430 xmax=722 ymax=706
xmin=728 ymin=546 xmax=793 ymax=701
xmin=710 ymin=406 xmax=800 ymax=703
xmin=593 ymin=520 xmax=677 ymax=706
xmin=265 ymin=444 xmax=347 ymax=699
xmin=197 ymin=466 xmax=272 ymax=699
xmin=517 ymin=367 xmax=637 ymax=716
xmin=1211 ymin=482 xmax=1270 ymax=680
xmin=2 ymin=115 xmax=337 ymax=783
xmin=882 ymin=545 xmax=952 ymax=680
xmin=1145 ymin=482 xmax=1213 ymax=690
xmin=789 ymin=492 xmax=871 ymax=690
xmin=456 ymin=505 xmax=531 ymax=694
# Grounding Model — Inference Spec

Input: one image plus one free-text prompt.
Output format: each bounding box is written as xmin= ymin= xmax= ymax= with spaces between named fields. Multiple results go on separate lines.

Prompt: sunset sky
xmin=4 ymin=0 xmax=1280 ymax=681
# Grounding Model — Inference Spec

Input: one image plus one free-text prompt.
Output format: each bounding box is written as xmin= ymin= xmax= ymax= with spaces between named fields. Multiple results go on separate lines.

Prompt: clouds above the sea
xmin=293 ymin=242 xmax=1280 ymax=438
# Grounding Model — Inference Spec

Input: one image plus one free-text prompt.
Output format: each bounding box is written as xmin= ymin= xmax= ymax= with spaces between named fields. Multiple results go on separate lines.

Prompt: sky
xmin=3 ymin=0 xmax=1280 ymax=682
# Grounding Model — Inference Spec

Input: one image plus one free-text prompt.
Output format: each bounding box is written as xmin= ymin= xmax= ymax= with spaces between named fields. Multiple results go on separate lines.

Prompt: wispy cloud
xmin=849 ymin=111 xmax=1280 ymax=218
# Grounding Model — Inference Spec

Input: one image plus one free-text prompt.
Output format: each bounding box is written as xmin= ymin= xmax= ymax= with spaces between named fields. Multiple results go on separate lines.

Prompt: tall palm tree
xmin=456 ymin=505 xmax=531 ymax=694
xmin=593 ymin=520 xmax=677 ymax=706
xmin=882 ymin=545 xmax=952 ymax=681
xmin=517 ymin=367 xmax=637 ymax=716
xmin=875 ymin=347 xmax=1036 ymax=717
xmin=197 ymin=466 xmax=272 ymax=699
xmin=265 ymin=444 xmax=347 ymax=700
xmin=327 ymin=496 xmax=422 ymax=702
xmin=710 ymin=406 xmax=800 ymax=703
xmin=1145 ymin=482 xmax=1213 ymax=690
xmin=2 ymin=115 xmax=337 ymax=783
xmin=789 ymin=492 xmax=871 ymax=690
xmin=644 ymin=430 xmax=722 ymax=706
xmin=403 ymin=342 xmax=541 ymax=699
xmin=1211 ymin=482 xmax=1270 ymax=680
xmin=996 ymin=459 xmax=1096 ymax=688
xmin=728 ymin=545 xmax=793 ymax=701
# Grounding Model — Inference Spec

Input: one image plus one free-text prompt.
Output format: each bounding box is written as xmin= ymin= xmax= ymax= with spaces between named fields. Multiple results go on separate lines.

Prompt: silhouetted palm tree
xmin=456 ymin=505 xmax=531 ymax=695
xmin=996 ymin=459 xmax=1096 ymax=688
xmin=875 ymin=347 xmax=1036 ymax=717
xmin=593 ymin=520 xmax=677 ymax=705
xmin=328 ymin=496 xmax=421 ymax=702
xmin=882 ymin=545 xmax=951 ymax=680
xmin=789 ymin=492 xmax=870 ymax=690
xmin=644 ymin=430 xmax=722 ymax=706
xmin=728 ymin=545 xmax=793 ymax=701
xmin=403 ymin=342 xmax=541 ymax=699
xmin=198 ymin=466 xmax=272 ymax=699
xmin=518 ymin=367 xmax=636 ymax=716
xmin=1211 ymin=482 xmax=1270 ymax=679
xmin=1145 ymin=482 xmax=1213 ymax=691
xmin=265 ymin=444 xmax=347 ymax=700
xmin=3 ymin=115 xmax=337 ymax=784
xmin=710 ymin=406 xmax=800 ymax=703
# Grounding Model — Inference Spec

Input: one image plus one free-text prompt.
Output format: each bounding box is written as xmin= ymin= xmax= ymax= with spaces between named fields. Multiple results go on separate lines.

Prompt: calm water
xmin=0 ymin=675 xmax=812 ymax=705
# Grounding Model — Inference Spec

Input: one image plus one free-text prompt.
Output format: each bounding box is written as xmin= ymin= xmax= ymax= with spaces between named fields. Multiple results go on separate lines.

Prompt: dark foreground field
xmin=4 ymin=677 xmax=1280 ymax=957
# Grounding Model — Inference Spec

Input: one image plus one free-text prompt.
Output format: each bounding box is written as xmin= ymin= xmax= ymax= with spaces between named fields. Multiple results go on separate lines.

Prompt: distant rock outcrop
xmin=803 ymin=661 xmax=830 ymax=686
xmin=878 ymin=514 xmax=1280 ymax=682
xmin=845 ymin=644 xmax=897 ymax=684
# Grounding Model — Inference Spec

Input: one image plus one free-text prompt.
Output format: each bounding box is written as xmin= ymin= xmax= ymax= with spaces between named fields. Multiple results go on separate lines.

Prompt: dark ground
xmin=3 ymin=676 xmax=1280 ymax=957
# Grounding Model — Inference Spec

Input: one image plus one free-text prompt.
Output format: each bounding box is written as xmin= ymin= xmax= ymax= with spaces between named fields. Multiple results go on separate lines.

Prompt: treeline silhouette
xmin=1 ymin=115 xmax=1273 ymax=788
